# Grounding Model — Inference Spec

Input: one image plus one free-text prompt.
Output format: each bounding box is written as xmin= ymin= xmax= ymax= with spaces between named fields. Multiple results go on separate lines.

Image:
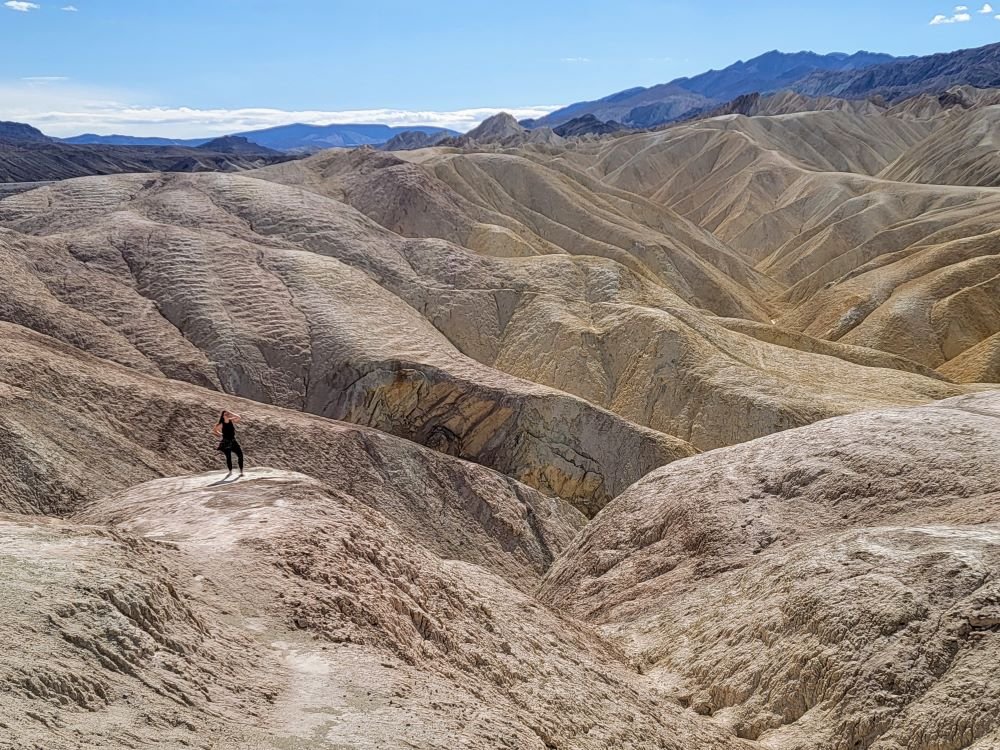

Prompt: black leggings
xmin=223 ymin=442 xmax=244 ymax=472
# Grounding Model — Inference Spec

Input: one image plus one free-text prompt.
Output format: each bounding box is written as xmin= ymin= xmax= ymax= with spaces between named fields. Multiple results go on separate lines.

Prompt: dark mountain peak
xmin=0 ymin=121 xmax=52 ymax=144
xmin=382 ymin=129 xmax=450 ymax=151
xmin=196 ymin=135 xmax=277 ymax=155
xmin=464 ymin=112 xmax=525 ymax=142
xmin=552 ymin=114 xmax=626 ymax=138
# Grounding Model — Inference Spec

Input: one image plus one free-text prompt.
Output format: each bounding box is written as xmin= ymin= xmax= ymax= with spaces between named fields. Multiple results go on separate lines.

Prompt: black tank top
xmin=221 ymin=420 xmax=236 ymax=440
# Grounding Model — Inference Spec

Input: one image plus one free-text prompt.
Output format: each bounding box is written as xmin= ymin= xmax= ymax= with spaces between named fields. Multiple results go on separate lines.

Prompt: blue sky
xmin=1 ymin=0 xmax=998 ymax=136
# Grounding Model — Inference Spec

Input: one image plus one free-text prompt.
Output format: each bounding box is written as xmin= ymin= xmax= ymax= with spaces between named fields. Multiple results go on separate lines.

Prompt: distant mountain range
xmin=232 ymin=123 xmax=458 ymax=152
xmin=0 ymin=119 xmax=460 ymax=183
xmin=61 ymin=133 xmax=210 ymax=147
xmin=530 ymin=50 xmax=900 ymax=129
xmin=63 ymin=123 xmax=458 ymax=153
xmin=528 ymin=43 xmax=1000 ymax=132
xmin=791 ymin=41 xmax=1000 ymax=100
xmin=0 ymin=121 xmax=291 ymax=183
xmin=676 ymin=50 xmax=901 ymax=100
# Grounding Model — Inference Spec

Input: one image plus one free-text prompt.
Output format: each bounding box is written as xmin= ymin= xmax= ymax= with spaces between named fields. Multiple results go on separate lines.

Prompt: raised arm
xmin=228 ymin=413 xmax=242 ymax=423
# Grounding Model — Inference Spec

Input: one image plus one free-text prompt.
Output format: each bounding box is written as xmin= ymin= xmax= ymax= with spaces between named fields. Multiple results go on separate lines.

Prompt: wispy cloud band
xmin=0 ymin=81 xmax=561 ymax=137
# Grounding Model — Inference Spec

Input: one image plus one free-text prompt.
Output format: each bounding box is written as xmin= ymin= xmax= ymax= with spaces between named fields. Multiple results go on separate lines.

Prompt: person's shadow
xmin=208 ymin=473 xmax=241 ymax=487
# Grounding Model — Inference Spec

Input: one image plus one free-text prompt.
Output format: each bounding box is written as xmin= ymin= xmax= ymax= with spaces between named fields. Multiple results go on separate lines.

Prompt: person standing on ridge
xmin=212 ymin=410 xmax=245 ymax=477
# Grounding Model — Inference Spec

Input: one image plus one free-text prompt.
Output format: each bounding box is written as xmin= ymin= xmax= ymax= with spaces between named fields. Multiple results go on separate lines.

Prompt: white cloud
xmin=0 ymin=80 xmax=561 ymax=137
xmin=979 ymin=3 xmax=993 ymax=12
xmin=61 ymin=4 xmax=77 ymax=9
xmin=21 ymin=76 xmax=69 ymax=82
xmin=929 ymin=9 xmax=973 ymax=22
xmin=5 ymin=1 xmax=41 ymax=11
xmin=559 ymin=57 xmax=591 ymax=64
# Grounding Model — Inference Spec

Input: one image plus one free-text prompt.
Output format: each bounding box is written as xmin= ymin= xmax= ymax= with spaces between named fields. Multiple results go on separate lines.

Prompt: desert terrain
xmin=2 ymin=55 xmax=1000 ymax=750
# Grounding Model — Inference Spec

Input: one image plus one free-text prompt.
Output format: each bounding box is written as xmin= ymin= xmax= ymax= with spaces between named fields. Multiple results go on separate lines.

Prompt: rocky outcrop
xmin=440 ymin=113 xmax=567 ymax=148
xmin=0 ymin=514 xmax=276 ymax=749
xmin=65 ymin=468 xmax=748 ymax=750
xmin=196 ymin=134 xmax=279 ymax=154
xmin=462 ymin=112 xmax=525 ymax=142
xmin=383 ymin=129 xmax=450 ymax=151
xmin=552 ymin=114 xmax=626 ymax=137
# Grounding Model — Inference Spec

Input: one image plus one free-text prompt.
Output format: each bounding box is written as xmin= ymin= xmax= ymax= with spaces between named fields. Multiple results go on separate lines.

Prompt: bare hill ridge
xmin=540 ymin=105 xmax=1000 ymax=372
xmin=881 ymin=104 xmax=1000 ymax=186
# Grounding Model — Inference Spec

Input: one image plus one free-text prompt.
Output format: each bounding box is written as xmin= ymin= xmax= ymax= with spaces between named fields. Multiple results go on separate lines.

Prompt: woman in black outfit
xmin=212 ymin=410 xmax=245 ymax=477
